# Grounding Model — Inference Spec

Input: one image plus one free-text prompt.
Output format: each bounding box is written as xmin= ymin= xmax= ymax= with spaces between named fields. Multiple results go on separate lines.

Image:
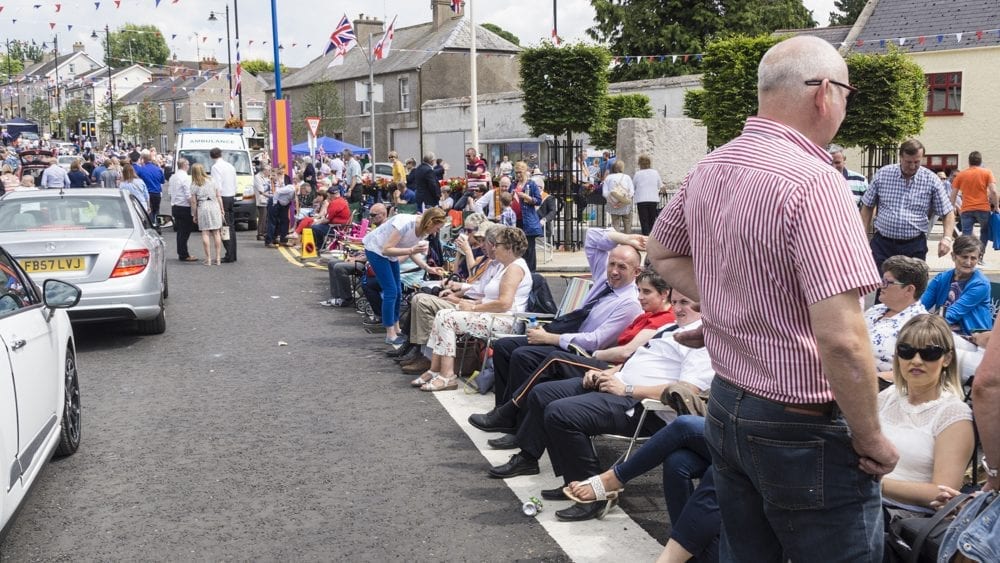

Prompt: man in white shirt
xmin=210 ymin=147 xmax=239 ymax=263
xmin=330 ymin=154 xmax=345 ymax=180
xmin=487 ymin=292 xmax=715 ymax=522
xmin=168 ymin=158 xmax=197 ymax=262
xmin=40 ymin=158 xmax=69 ymax=188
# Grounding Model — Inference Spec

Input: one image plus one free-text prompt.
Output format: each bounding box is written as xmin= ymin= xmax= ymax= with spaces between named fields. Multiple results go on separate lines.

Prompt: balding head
xmin=757 ymin=36 xmax=851 ymax=147
xmin=606 ymin=245 xmax=643 ymax=289
xmin=368 ymin=203 xmax=388 ymax=226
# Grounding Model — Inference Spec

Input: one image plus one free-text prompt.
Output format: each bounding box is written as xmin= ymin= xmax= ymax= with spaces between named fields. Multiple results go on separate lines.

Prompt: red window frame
xmin=924 ymin=72 xmax=962 ymax=115
xmin=923 ymin=154 xmax=959 ymax=176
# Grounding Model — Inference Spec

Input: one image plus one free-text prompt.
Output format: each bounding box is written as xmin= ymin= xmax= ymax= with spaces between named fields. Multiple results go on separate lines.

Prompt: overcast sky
xmin=5 ymin=0 xmax=838 ymax=69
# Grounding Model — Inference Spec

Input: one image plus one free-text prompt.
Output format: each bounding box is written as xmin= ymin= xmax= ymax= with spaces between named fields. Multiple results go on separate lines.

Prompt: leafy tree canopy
xmin=241 ymin=59 xmax=287 ymax=76
xmin=482 ymin=23 xmax=520 ymax=46
xmin=829 ymin=0 xmax=867 ymax=26
xmin=519 ymin=42 xmax=610 ymax=138
xmin=589 ymin=0 xmax=815 ymax=82
xmin=588 ymin=94 xmax=653 ymax=149
xmin=8 ymin=39 xmax=45 ymax=64
xmin=28 ymin=98 xmax=51 ymax=135
xmin=104 ymin=24 xmax=170 ymax=67
xmin=291 ymin=82 xmax=344 ymax=142
xmin=62 ymin=99 xmax=92 ymax=135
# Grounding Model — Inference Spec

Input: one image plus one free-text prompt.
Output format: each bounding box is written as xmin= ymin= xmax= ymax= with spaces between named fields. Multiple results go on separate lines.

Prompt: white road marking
xmin=431 ymin=388 xmax=664 ymax=562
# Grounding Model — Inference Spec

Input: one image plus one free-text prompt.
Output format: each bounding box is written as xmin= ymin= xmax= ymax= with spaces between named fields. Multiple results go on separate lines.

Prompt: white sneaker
xmin=319 ymin=298 xmax=342 ymax=307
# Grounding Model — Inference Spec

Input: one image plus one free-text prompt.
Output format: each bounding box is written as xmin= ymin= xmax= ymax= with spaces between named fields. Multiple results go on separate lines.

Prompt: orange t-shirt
xmin=953 ymin=166 xmax=997 ymax=212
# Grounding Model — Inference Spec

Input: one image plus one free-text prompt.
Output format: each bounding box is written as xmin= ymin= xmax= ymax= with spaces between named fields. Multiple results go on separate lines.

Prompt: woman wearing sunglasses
xmin=921 ymin=235 xmax=994 ymax=336
xmin=879 ymin=314 xmax=973 ymax=513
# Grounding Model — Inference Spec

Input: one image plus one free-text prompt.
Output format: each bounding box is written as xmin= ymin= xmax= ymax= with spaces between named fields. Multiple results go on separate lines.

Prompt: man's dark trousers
xmin=148 ymin=193 xmax=161 ymax=224
xmin=492 ymin=336 xmax=561 ymax=407
xmin=870 ymin=231 xmax=926 ymax=273
xmin=172 ymin=205 xmax=195 ymax=260
xmin=221 ymin=196 xmax=237 ymax=261
xmin=509 ymin=350 xmax=609 ymax=407
xmin=515 ymin=378 xmax=661 ymax=483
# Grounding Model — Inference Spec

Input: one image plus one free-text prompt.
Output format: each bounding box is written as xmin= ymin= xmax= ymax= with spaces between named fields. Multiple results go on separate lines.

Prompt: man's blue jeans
xmin=705 ymin=377 xmax=883 ymax=563
xmin=960 ymin=210 xmax=991 ymax=251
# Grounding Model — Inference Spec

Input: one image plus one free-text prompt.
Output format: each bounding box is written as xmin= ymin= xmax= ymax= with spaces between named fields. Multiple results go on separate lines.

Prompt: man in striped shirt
xmin=649 ymin=36 xmax=898 ymax=562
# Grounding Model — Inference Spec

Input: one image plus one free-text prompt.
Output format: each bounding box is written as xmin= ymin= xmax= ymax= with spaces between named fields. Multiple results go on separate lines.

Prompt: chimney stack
xmin=432 ymin=0 xmax=463 ymax=30
xmin=72 ymin=41 xmax=85 ymax=53
xmin=352 ymin=14 xmax=385 ymax=45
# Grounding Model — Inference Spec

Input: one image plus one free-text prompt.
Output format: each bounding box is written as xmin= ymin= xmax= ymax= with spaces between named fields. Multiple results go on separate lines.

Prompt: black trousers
xmin=221 ymin=196 xmax=236 ymax=261
xmin=509 ymin=350 xmax=609 ymax=407
xmin=637 ymin=202 xmax=660 ymax=236
xmin=171 ymin=205 xmax=195 ymax=259
xmin=148 ymin=193 xmax=161 ymax=223
xmin=870 ymin=231 xmax=927 ymax=273
xmin=493 ymin=337 xmax=560 ymax=407
xmin=515 ymin=378 xmax=663 ymax=483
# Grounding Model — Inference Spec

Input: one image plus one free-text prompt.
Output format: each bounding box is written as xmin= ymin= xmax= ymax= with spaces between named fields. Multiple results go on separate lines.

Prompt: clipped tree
xmin=482 ymin=23 xmax=520 ymax=46
xmin=97 ymin=94 xmax=126 ymax=141
xmin=837 ymin=49 xmax=926 ymax=173
xmin=589 ymin=94 xmax=653 ymax=149
xmin=28 ymin=98 xmax=51 ymax=135
xmin=133 ymin=100 xmax=162 ymax=146
xmin=684 ymin=34 xmax=781 ymax=148
xmin=683 ymin=89 xmax=707 ymax=121
xmin=103 ymin=24 xmax=169 ymax=67
xmin=520 ymin=43 xmax=610 ymax=143
xmin=291 ymin=83 xmax=345 ymax=142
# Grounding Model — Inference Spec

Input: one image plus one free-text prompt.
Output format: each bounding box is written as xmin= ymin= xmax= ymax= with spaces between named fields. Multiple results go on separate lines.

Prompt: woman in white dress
xmin=189 ymin=163 xmax=225 ymax=265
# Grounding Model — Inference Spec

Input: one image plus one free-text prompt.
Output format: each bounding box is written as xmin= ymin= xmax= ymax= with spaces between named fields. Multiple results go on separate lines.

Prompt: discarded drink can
xmin=522 ymin=496 xmax=543 ymax=516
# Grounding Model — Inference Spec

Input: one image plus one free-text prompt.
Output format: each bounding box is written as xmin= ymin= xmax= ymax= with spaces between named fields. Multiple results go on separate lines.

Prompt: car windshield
xmin=178 ymin=149 xmax=252 ymax=175
xmin=0 ymin=196 xmax=133 ymax=231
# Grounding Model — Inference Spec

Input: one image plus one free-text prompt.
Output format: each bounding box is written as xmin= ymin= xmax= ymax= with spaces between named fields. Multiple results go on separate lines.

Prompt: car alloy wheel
xmin=56 ymin=349 xmax=81 ymax=457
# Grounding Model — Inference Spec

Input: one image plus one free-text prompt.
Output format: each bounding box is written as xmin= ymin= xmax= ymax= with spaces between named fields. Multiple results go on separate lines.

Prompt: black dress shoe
xmin=541 ymin=487 xmax=569 ymax=501
xmin=386 ymin=342 xmax=414 ymax=358
xmin=555 ymin=501 xmax=608 ymax=522
xmin=488 ymin=453 xmax=539 ymax=479
xmin=393 ymin=347 xmax=421 ymax=364
xmin=487 ymin=434 xmax=518 ymax=450
xmin=221 ymin=258 xmax=234 ymax=263
xmin=468 ymin=401 xmax=518 ymax=433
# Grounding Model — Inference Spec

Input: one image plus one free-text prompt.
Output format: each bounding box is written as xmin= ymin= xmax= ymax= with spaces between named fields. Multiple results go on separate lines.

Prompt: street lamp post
xmin=92 ymin=27 xmax=117 ymax=148
xmin=52 ymin=35 xmax=63 ymax=139
xmin=5 ymin=39 xmax=13 ymax=119
xmin=208 ymin=7 xmax=233 ymax=115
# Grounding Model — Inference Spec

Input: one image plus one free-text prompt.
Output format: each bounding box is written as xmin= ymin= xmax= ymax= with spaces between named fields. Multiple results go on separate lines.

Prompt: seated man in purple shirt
xmin=483 ymin=228 xmax=644 ymax=412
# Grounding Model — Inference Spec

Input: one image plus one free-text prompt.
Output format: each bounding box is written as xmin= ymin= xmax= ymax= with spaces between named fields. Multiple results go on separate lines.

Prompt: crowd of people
xmin=312 ymin=35 xmax=999 ymax=563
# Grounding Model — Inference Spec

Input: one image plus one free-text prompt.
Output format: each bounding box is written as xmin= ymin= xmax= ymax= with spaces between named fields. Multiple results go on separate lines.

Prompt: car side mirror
xmin=156 ymin=214 xmax=174 ymax=229
xmin=43 ymin=279 xmax=82 ymax=309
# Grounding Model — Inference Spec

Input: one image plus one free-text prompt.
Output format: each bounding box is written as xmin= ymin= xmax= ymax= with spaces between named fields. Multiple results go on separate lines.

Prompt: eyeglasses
xmin=879 ymin=278 xmax=907 ymax=289
xmin=896 ymin=343 xmax=949 ymax=362
xmin=804 ymin=78 xmax=858 ymax=103
xmin=464 ymin=227 xmax=478 ymax=234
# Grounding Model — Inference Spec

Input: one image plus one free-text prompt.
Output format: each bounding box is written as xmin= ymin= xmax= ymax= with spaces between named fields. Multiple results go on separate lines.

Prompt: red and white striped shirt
xmin=652 ymin=117 xmax=880 ymax=404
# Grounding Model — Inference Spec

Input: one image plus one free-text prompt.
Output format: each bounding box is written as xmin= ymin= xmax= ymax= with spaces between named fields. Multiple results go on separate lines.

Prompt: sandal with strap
xmin=410 ymin=371 xmax=437 ymax=387
xmin=420 ymin=374 xmax=458 ymax=392
xmin=563 ymin=475 xmax=623 ymax=504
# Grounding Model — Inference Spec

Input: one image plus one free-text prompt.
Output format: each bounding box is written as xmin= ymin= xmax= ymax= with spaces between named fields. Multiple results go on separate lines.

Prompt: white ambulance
xmin=174 ymin=128 xmax=257 ymax=229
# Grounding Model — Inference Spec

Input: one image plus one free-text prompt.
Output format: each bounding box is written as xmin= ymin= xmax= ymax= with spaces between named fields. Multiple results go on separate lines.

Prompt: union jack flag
xmin=451 ymin=0 xmax=462 ymax=13
xmin=325 ymin=14 xmax=357 ymax=56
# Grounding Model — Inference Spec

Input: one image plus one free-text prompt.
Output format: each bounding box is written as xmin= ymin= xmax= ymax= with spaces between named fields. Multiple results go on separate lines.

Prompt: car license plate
xmin=19 ymin=257 xmax=86 ymax=273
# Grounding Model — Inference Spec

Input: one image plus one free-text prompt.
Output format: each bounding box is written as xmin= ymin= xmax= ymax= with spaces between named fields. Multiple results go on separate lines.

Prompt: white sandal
xmin=420 ymin=374 xmax=458 ymax=392
xmin=563 ymin=475 xmax=623 ymax=504
xmin=410 ymin=371 xmax=437 ymax=387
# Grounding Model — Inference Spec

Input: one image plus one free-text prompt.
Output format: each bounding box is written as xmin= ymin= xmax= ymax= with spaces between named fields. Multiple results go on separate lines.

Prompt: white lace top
xmin=879 ymin=388 xmax=972 ymax=483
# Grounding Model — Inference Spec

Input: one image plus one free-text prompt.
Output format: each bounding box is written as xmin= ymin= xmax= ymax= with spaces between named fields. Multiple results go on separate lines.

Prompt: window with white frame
xmin=246 ymin=101 xmax=264 ymax=121
xmin=173 ymin=101 xmax=184 ymax=122
xmin=158 ymin=103 xmax=167 ymax=123
xmin=360 ymin=99 xmax=370 ymax=116
xmin=205 ymin=102 xmax=225 ymax=120
xmin=399 ymin=77 xmax=410 ymax=111
xmin=361 ymin=130 xmax=372 ymax=149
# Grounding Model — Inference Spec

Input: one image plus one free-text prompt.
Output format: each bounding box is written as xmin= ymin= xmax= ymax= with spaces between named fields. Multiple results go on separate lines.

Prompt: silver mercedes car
xmin=0 ymin=188 xmax=167 ymax=334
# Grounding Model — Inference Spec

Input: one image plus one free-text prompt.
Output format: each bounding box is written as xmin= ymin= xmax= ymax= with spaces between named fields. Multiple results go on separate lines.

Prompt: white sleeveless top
xmin=482 ymin=258 xmax=532 ymax=313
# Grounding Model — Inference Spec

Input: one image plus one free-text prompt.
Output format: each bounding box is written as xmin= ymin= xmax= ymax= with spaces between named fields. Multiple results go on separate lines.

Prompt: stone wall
xmin=616 ymin=118 xmax=707 ymax=189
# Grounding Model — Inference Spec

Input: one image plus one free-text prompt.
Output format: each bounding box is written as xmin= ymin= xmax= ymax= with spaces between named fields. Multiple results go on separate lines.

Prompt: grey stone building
xmin=271 ymin=0 xmax=521 ymax=163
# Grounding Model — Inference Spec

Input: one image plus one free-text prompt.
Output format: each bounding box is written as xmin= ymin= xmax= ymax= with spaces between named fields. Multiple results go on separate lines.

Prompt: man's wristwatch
xmin=983 ymin=456 xmax=999 ymax=478
xmin=624 ymin=384 xmax=634 ymax=399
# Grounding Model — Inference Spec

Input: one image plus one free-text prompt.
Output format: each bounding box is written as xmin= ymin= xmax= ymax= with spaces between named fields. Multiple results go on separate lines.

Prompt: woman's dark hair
xmin=882 ymin=255 xmax=929 ymax=298
xmin=494 ymin=226 xmax=528 ymax=257
xmin=953 ymin=235 xmax=983 ymax=257
xmin=637 ymin=268 xmax=670 ymax=295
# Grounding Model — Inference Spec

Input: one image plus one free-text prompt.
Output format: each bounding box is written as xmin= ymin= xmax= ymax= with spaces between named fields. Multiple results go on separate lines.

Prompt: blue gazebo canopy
xmin=291 ymin=136 xmax=370 ymax=156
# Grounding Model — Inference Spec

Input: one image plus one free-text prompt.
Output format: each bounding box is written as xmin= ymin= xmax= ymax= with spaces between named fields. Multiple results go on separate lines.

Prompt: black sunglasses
xmin=896 ymin=343 xmax=949 ymax=362
xmin=804 ymin=78 xmax=858 ymax=103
